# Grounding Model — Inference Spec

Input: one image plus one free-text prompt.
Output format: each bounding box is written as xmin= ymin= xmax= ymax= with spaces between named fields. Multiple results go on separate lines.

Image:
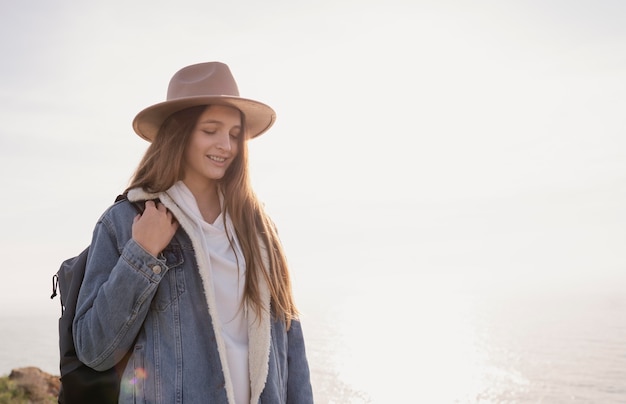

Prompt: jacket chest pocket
xmin=151 ymin=244 xmax=186 ymax=312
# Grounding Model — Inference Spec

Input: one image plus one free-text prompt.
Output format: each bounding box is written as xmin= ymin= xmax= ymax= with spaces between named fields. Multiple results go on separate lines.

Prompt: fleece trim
xmin=127 ymin=187 xmax=272 ymax=404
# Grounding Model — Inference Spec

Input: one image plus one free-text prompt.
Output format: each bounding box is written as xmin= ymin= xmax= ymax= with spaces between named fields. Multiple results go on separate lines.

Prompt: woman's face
xmin=182 ymin=105 xmax=242 ymax=187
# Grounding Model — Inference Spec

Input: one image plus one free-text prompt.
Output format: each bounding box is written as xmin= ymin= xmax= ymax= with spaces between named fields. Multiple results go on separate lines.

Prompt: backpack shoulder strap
xmin=116 ymin=193 xmax=160 ymax=215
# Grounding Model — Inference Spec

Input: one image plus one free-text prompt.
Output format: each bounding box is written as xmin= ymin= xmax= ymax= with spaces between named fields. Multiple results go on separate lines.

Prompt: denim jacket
xmin=73 ymin=188 xmax=314 ymax=403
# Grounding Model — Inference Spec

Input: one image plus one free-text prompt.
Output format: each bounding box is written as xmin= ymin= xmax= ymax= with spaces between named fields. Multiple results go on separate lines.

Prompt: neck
xmin=182 ymin=178 xmax=221 ymax=223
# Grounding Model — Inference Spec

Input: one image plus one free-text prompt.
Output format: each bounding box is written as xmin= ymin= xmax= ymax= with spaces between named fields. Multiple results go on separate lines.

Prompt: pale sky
xmin=1 ymin=0 xmax=625 ymax=335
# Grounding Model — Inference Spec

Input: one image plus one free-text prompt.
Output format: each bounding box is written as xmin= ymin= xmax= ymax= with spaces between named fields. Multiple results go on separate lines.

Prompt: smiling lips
xmin=208 ymin=155 xmax=227 ymax=163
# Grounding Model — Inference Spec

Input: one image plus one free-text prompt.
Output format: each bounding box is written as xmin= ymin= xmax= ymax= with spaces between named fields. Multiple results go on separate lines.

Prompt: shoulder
xmin=93 ymin=198 xmax=135 ymax=235
xmin=100 ymin=188 xmax=159 ymax=223
xmin=97 ymin=188 xmax=167 ymax=229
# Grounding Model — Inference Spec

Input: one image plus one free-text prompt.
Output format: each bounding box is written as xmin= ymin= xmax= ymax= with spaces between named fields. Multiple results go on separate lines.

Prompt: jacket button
xmin=152 ymin=265 xmax=162 ymax=275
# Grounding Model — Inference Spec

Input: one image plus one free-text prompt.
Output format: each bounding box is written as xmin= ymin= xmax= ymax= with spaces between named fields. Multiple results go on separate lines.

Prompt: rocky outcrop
xmin=3 ymin=367 xmax=59 ymax=403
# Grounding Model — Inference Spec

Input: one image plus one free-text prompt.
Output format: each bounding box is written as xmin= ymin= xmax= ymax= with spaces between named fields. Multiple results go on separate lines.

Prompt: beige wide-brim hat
xmin=133 ymin=62 xmax=276 ymax=142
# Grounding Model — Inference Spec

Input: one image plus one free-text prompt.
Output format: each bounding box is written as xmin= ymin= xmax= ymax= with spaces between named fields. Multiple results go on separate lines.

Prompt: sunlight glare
xmin=325 ymin=273 xmax=493 ymax=403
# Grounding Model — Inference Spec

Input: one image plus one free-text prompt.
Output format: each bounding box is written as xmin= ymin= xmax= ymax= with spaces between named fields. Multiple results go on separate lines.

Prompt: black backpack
xmin=51 ymin=195 xmax=144 ymax=404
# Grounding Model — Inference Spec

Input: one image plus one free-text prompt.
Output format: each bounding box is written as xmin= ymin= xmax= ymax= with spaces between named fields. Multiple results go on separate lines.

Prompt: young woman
xmin=73 ymin=62 xmax=314 ymax=403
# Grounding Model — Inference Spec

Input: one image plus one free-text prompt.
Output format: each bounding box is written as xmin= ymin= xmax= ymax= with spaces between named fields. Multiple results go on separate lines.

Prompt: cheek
xmin=186 ymin=133 xmax=208 ymax=157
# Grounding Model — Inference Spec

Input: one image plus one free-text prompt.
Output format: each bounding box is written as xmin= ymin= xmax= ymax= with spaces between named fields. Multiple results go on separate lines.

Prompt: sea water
xmin=300 ymin=279 xmax=626 ymax=403
xmin=1 ymin=284 xmax=625 ymax=403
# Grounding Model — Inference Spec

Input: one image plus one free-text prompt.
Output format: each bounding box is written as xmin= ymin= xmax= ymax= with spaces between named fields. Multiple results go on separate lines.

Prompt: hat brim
xmin=132 ymin=96 xmax=276 ymax=142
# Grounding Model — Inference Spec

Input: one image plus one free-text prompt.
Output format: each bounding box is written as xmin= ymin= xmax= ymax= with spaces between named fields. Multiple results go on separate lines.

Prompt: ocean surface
xmin=1 ymin=284 xmax=625 ymax=403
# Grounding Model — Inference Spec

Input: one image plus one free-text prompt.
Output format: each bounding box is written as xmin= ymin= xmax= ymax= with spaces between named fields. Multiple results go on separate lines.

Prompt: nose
xmin=216 ymin=132 xmax=232 ymax=151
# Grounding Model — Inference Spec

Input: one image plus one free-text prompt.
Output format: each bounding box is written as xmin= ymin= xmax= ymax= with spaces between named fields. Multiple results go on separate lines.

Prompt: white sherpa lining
xmin=127 ymin=188 xmax=272 ymax=404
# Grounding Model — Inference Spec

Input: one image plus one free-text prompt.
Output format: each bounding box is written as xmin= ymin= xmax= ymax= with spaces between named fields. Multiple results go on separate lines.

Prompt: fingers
xmin=140 ymin=200 xmax=177 ymax=226
xmin=154 ymin=201 xmax=177 ymax=224
xmin=165 ymin=210 xmax=177 ymax=227
xmin=149 ymin=201 xmax=168 ymax=213
xmin=131 ymin=201 xmax=178 ymax=257
xmin=143 ymin=200 xmax=167 ymax=214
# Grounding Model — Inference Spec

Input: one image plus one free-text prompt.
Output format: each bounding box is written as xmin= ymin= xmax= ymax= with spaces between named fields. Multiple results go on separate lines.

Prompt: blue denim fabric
xmin=73 ymin=199 xmax=313 ymax=403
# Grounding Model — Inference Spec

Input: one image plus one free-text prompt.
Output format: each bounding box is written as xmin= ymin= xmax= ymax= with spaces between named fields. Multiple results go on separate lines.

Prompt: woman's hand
xmin=132 ymin=201 xmax=179 ymax=257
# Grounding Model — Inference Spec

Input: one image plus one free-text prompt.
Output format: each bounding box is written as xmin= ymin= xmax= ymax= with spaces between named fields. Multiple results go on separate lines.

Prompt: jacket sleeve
xmin=286 ymin=319 xmax=314 ymax=404
xmin=73 ymin=210 xmax=168 ymax=371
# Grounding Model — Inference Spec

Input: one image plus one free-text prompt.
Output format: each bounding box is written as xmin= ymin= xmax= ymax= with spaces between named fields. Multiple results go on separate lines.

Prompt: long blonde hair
xmin=127 ymin=105 xmax=297 ymax=328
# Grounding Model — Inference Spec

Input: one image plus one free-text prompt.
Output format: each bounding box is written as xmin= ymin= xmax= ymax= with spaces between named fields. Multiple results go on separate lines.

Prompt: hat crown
xmin=166 ymin=62 xmax=240 ymax=101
